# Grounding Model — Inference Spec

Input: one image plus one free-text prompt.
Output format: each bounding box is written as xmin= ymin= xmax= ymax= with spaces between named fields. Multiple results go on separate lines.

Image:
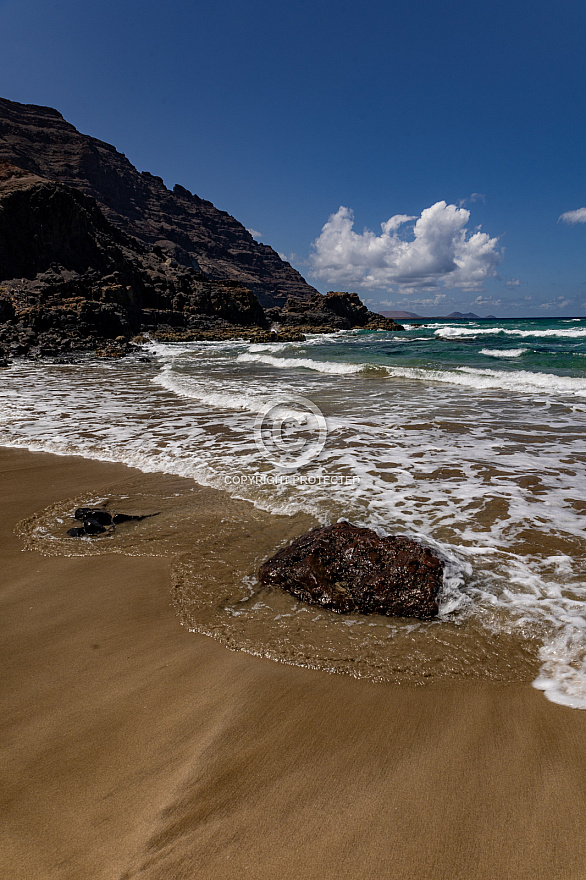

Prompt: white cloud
xmin=558 ymin=208 xmax=586 ymax=224
xmin=539 ymin=297 xmax=572 ymax=310
xmin=247 ymin=228 xmax=263 ymax=240
xmin=458 ymin=192 xmax=486 ymax=207
xmin=380 ymin=294 xmax=446 ymax=308
xmin=505 ymin=278 xmax=521 ymax=288
xmin=309 ymin=202 xmax=502 ymax=293
xmin=473 ymin=296 xmax=502 ymax=308
xmin=410 ymin=294 xmax=447 ymax=306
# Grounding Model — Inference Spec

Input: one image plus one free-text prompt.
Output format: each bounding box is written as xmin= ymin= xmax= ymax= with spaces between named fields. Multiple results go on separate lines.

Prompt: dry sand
xmin=1 ymin=446 xmax=585 ymax=880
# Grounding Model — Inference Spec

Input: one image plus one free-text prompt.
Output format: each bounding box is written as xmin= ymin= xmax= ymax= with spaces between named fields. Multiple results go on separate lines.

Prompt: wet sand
xmin=1 ymin=446 xmax=586 ymax=880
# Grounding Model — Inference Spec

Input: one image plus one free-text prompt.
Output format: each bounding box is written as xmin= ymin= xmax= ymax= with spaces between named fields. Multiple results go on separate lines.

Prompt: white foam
xmin=153 ymin=368 xmax=268 ymax=412
xmin=236 ymin=352 xmax=365 ymax=374
xmin=384 ymin=365 xmax=586 ymax=397
xmin=247 ymin=342 xmax=291 ymax=353
xmin=480 ymin=348 xmax=527 ymax=358
xmin=146 ymin=338 xmax=251 ymax=359
xmin=533 ymin=628 xmax=586 ymax=709
xmin=436 ymin=326 xmax=586 ymax=339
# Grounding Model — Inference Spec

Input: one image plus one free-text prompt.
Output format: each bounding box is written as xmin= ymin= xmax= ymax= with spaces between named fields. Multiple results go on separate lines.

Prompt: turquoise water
xmin=262 ymin=316 xmax=586 ymax=380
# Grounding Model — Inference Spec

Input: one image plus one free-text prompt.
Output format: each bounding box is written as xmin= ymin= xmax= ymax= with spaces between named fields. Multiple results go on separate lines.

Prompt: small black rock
xmin=112 ymin=513 xmax=147 ymax=524
xmin=74 ymin=508 xmax=112 ymax=525
xmin=83 ymin=519 xmax=107 ymax=535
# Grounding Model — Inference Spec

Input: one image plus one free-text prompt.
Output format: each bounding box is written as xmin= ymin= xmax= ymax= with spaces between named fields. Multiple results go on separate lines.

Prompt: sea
xmin=2 ymin=316 xmax=586 ymax=708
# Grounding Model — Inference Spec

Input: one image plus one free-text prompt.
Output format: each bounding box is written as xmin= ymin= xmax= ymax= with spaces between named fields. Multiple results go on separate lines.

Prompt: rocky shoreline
xmin=0 ymin=97 xmax=402 ymax=364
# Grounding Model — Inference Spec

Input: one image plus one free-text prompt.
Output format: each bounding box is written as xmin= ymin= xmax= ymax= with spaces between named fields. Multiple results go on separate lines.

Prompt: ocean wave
xmin=436 ymin=326 xmax=586 ymax=339
xmin=247 ymin=342 xmax=291 ymax=353
xmin=534 ymin=627 xmax=586 ymax=709
xmin=153 ymin=369 xmax=268 ymax=411
xmin=236 ymin=352 xmax=366 ymax=374
xmin=385 ymin=365 xmax=586 ymax=396
xmin=480 ymin=348 xmax=528 ymax=358
xmin=237 ymin=353 xmax=586 ymax=396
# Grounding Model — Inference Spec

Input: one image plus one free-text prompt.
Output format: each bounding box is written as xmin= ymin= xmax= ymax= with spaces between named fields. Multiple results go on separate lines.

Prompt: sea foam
xmin=237 ymin=352 xmax=366 ymax=374
xmin=436 ymin=325 xmax=586 ymax=339
xmin=480 ymin=347 xmax=527 ymax=358
xmin=384 ymin=365 xmax=586 ymax=397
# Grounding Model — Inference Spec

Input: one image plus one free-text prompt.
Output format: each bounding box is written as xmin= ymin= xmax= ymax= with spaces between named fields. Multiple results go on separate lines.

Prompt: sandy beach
xmin=1 ymin=446 xmax=586 ymax=880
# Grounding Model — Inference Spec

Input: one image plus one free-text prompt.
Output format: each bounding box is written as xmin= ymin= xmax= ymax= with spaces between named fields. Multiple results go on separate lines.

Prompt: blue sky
xmin=1 ymin=0 xmax=585 ymax=316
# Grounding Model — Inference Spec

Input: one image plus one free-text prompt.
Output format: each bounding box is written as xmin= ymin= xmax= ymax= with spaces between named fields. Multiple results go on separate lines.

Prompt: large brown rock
xmin=258 ymin=521 xmax=443 ymax=619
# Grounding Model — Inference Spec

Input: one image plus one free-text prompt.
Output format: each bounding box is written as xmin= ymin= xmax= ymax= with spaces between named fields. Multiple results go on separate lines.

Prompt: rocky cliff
xmin=0 ymin=96 xmax=318 ymax=307
xmin=0 ymin=161 xmax=271 ymax=358
xmin=0 ymin=97 xmax=402 ymax=360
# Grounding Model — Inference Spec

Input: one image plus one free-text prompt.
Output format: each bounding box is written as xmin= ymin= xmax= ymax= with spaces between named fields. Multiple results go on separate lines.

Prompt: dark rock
xmin=67 ymin=507 xmax=159 ymax=537
xmin=258 ymin=521 xmax=443 ymax=620
xmin=82 ymin=519 xmax=107 ymax=535
xmin=0 ymin=96 xmax=318 ymax=308
xmin=112 ymin=512 xmax=158 ymax=524
xmin=0 ymin=99 xmax=405 ymax=352
xmin=74 ymin=508 xmax=112 ymax=525
xmin=0 ymin=162 xmax=270 ymax=355
xmin=268 ymin=291 xmax=404 ymax=333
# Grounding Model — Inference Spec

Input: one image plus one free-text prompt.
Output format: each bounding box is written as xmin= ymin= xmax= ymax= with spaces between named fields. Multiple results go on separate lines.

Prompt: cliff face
xmin=0 ymin=96 xmax=318 ymax=307
xmin=0 ymin=161 xmax=269 ymax=358
xmin=0 ymin=97 xmax=402 ymax=361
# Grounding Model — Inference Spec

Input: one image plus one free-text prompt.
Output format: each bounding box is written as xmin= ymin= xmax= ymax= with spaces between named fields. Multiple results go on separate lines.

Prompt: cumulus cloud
xmin=505 ymin=278 xmax=521 ymax=288
xmin=309 ymin=202 xmax=502 ymax=293
xmin=558 ymin=208 xmax=586 ymax=224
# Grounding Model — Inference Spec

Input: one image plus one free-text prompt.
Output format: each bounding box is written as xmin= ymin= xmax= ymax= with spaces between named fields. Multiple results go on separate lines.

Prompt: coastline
xmin=1 ymin=446 xmax=586 ymax=879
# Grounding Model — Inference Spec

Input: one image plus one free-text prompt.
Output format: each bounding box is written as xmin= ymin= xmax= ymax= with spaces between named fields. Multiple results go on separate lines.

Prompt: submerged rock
xmin=258 ymin=521 xmax=444 ymax=619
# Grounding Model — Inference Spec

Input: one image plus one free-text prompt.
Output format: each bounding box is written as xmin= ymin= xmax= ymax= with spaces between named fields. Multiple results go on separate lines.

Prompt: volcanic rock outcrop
xmin=258 ymin=521 xmax=444 ymax=619
xmin=0 ymin=162 xmax=269 ymax=357
xmin=268 ymin=291 xmax=404 ymax=332
xmin=0 ymin=96 xmax=404 ymax=359
xmin=0 ymin=96 xmax=318 ymax=307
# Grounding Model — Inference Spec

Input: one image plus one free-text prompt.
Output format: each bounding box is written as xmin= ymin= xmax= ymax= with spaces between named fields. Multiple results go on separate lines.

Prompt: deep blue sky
xmin=1 ymin=0 xmax=585 ymax=316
